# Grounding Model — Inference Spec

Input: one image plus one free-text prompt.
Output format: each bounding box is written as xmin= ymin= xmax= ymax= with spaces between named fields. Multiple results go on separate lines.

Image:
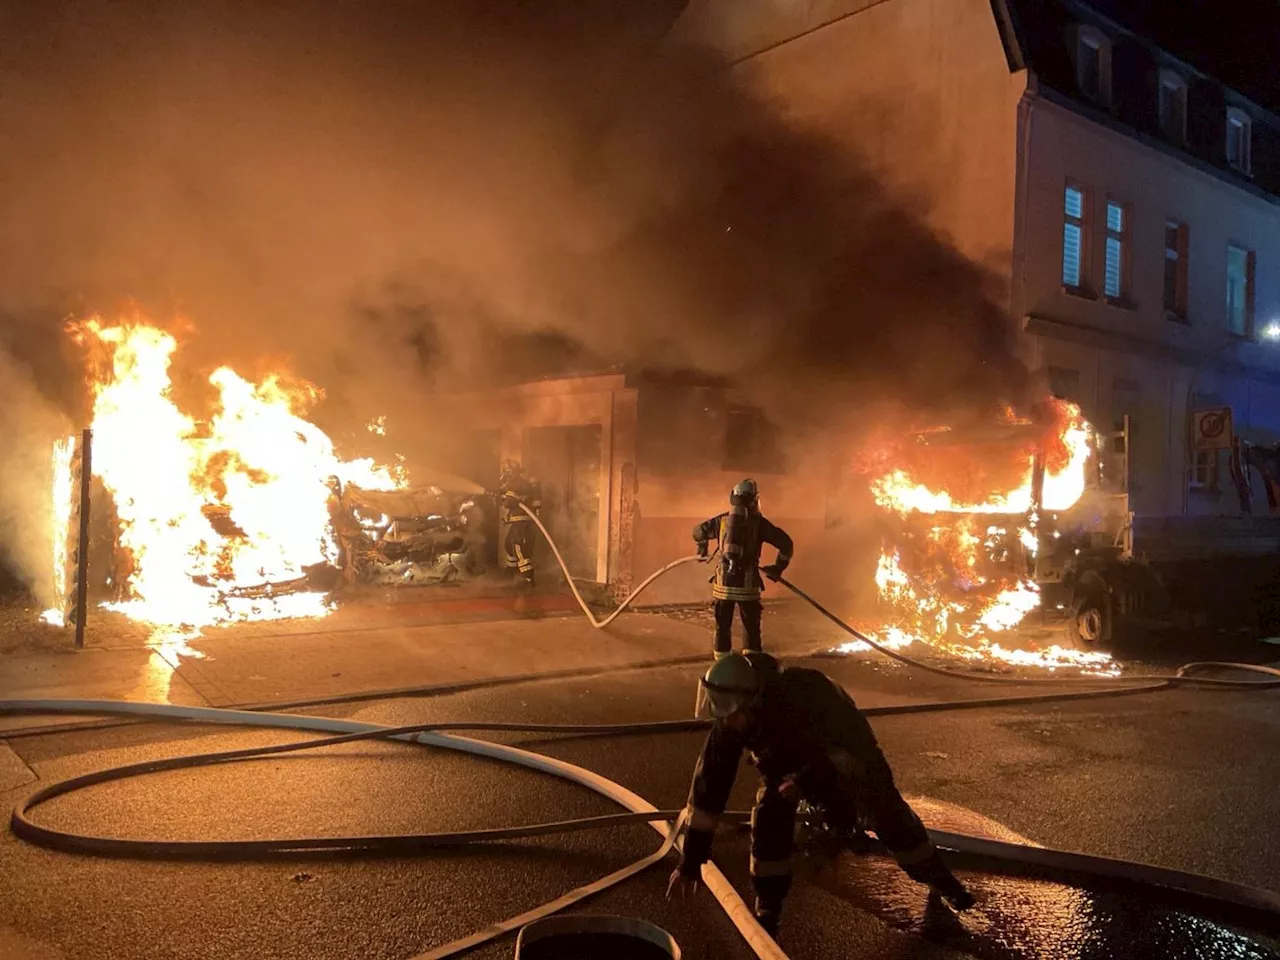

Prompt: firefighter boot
xmin=912 ymin=851 xmax=975 ymax=911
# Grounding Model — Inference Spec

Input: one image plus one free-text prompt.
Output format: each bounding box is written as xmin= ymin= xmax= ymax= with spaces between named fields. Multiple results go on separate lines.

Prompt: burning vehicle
xmin=333 ymin=484 xmax=492 ymax=587
xmin=862 ymin=397 xmax=1280 ymax=662
xmin=45 ymin=314 xmax=466 ymax=637
xmin=856 ymin=399 xmax=1124 ymax=669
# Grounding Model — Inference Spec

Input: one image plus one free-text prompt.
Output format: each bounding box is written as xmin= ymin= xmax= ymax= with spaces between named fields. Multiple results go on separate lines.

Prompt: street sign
xmin=1191 ymin=407 xmax=1234 ymax=451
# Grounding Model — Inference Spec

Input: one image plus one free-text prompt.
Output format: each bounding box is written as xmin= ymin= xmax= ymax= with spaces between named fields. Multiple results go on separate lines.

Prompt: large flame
xmin=853 ymin=399 xmax=1116 ymax=673
xmin=63 ymin=314 xmax=406 ymax=635
xmin=39 ymin=436 xmax=77 ymax=627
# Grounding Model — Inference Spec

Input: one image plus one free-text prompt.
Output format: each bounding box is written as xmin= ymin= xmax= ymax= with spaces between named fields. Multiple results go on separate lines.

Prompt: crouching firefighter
xmin=497 ymin=460 xmax=542 ymax=587
xmin=693 ymin=479 xmax=792 ymax=658
xmin=667 ymin=653 xmax=973 ymax=939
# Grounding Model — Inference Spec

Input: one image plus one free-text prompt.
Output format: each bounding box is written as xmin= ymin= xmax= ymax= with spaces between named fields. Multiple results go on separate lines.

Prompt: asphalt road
xmin=2 ymin=652 xmax=1279 ymax=960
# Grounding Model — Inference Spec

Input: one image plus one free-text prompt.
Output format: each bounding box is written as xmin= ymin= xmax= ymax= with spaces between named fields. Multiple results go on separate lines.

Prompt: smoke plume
xmin=0 ymin=345 xmax=72 ymax=604
xmin=0 ymin=0 xmax=1028 ymax=454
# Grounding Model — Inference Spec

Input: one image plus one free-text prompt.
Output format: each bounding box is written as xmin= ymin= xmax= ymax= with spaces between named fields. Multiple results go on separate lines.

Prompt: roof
xmin=991 ymin=0 xmax=1280 ymax=200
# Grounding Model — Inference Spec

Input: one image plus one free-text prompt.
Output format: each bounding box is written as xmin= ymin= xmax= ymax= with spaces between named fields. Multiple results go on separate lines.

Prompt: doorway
xmin=523 ymin=425 xmax=603 ymax=582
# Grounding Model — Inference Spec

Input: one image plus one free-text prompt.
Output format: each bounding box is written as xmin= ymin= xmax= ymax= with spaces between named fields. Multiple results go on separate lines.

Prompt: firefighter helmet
xmin=695 ymin=652 xmax=762 ymax=719
xmin=731 ymin=478 xmax=759 ymax=510
xmin=499 ymin=460 xmax=522 ymax=489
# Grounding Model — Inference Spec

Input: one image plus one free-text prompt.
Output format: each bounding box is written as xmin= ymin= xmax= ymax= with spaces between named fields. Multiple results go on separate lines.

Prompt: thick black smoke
xmin=0 ymin=0 xmax=1031 ymax=591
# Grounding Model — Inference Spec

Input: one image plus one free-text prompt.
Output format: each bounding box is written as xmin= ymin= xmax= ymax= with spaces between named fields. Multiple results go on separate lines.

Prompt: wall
xmin=629 ymin=382 xmax=831 ymax=604
xmin=1019 ymin=92 xmax=1280 ymax=519
xmin=673 ymin=0 xmax=1028 ymax=277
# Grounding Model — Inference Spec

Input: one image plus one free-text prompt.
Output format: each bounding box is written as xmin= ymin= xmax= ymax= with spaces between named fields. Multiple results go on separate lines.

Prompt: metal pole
xmin=73 ymin=428 xmax=92 ymax=650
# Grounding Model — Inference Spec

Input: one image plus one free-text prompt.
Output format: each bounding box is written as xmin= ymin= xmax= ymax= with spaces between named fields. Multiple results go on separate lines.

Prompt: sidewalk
xmin=0 ymin=601 xmax=759 ymax=735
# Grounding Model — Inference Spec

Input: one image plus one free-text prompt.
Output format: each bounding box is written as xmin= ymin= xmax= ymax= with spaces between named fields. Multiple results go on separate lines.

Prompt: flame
xmin=851 ymin=399 xmax=1115 ymax=673
xmin=40 ymin=435 xmax=78 ymax=626
xmin=62 ymin=314 xmax=406 ymax=635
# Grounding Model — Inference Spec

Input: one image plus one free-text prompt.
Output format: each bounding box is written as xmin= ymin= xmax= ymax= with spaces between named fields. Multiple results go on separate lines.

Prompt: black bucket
xmin=514 ymin=915 xmax=680 ymax=960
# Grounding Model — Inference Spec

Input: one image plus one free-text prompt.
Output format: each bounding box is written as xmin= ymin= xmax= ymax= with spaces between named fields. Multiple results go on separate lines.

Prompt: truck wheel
xmin=1066 ymin=591 xmax=1109 ymax=652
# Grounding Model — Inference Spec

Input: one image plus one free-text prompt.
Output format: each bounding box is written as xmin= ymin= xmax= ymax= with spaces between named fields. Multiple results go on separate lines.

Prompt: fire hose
xmin=4 ymin=505 xmax=1280 ymax=959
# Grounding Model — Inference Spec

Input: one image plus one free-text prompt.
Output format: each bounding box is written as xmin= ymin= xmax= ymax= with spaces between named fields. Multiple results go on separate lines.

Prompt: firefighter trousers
xmin=503 ymin=522 xmax=535 ymax=586
xmin=712 ymin=598 xmax=762 ymax=655
xmin=749 ymin=741 xmax=952 ymax=918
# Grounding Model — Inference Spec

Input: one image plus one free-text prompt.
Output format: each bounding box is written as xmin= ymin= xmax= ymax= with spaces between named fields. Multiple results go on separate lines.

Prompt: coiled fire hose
xmin=4 ymin=503 xmax=1279 ymax=960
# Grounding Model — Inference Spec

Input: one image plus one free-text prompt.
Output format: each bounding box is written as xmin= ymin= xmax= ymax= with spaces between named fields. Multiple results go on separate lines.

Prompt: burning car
xmin=333 ymin=484 xmax=492 ymax=586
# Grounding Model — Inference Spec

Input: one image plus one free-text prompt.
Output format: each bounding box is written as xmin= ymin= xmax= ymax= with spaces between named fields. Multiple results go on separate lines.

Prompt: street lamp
xmin=1262 ymin=321 xmax=1280 ymax=341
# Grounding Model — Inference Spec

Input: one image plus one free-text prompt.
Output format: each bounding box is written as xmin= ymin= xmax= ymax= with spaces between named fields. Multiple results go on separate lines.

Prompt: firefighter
xmin=497 ymin=460 xmax=541 ymax=588
xmin=693 ymin=479 xmax=792 ymax=658
xmin=667 ymin=652 xmax=973 ymax=939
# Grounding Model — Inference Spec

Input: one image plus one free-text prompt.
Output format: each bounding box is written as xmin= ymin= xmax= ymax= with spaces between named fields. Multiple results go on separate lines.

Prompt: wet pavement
xmin=1 ymin=652 xmax=1278 ymax=959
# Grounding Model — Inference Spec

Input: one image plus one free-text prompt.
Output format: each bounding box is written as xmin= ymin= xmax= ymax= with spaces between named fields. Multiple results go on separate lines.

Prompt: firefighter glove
xmin=760 ymin=563 xmax=784 ymax=582
xmin=696 ymin=540 xmax=709 ymax=560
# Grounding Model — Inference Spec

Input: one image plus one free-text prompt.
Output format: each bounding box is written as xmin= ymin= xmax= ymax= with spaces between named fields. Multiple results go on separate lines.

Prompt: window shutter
xmin=1176 ymin=224 xmax=1190 ymax=314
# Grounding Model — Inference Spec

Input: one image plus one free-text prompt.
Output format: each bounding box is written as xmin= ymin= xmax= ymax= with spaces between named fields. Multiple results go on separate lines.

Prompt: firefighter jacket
xmin=680 ymin=668 xmax=878 ymax=873
xmin=693 ymin=510 xmax=792 ymax=602
xmin=499 ymin=475 xmax=541 ymax=525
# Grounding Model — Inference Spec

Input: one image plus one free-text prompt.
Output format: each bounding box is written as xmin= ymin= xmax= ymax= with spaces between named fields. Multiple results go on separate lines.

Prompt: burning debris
xmin=48 ymin=314 xmax=410 ymax=635
xmin=848 ymin=399 xmax=1118 ymax=673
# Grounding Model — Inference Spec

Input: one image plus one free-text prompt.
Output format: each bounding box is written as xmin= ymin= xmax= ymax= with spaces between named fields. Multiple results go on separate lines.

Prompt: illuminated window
xmin=1226 ymin=245 xmax=1256 ymax=336
xmin=1158 ymin=71 xmax=1187 ymax=143
xmin=1226 ymin=108 xmax=1252 ymax=174
xmin=1163 ymin=221 xmax=1189 ymax=319
xmin=1104 ymin=200 xmax=1129 ymax=301
xmin=1063 ymin=184 xmax=1089 ymax=291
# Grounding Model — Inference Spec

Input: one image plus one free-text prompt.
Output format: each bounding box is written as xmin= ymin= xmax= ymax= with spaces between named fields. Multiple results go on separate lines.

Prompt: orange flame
xmin=66 ymin=314 xmax=406 ymax=635
xmin=854 ymin=399 xmax=1115 ymax=672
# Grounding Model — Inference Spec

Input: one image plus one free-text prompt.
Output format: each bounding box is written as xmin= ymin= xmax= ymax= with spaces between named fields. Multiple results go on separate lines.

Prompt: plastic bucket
xmin=514 ymin=915 xmax=680 ymax=960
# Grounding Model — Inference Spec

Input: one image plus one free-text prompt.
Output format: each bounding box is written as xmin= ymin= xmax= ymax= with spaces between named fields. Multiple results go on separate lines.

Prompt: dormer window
xmin=1074 ymin=25 xmax=1112 ymax=106
xmin=1226 ymin=108 xmax=1252 ymax=174
xmin=1158 ymin=70 xmax=1187 ymax=144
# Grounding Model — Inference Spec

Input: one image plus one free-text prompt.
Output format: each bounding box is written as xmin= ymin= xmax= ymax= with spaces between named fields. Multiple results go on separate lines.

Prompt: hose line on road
xmin=517 ymin=501 xmax=701 ymax=629
xmin=6 ymin=700 xmax=1280 ymax=956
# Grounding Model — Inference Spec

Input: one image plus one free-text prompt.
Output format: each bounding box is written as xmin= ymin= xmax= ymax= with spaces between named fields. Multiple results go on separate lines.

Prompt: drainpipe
xmin=1011 ymin=75 xmax=1036 ymax=350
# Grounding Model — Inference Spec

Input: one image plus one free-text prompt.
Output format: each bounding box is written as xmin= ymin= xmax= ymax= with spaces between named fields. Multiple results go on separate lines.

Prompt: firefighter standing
xmin=667 ymin=652 xmax=973 ymax=939
xmin=497 ymin=460 xmax=541 ymax=587
xmin=693 ymin=479 xmax=792 ymax=658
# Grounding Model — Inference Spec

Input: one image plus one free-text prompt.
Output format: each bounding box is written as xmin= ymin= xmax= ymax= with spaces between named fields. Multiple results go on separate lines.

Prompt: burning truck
xmin=862 ymin=398 xmax=1280 ymax=660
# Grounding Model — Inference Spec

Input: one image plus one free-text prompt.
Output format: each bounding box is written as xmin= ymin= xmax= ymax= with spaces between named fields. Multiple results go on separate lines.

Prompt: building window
xmin=1163 ymin=221 xmax=1189 ymax=320
xmin=1062 ymin=184 xmax=1089 ymax=291
xmin=1075 ymin=26 xmax=1111 ymax=106
xmin=1225 ymin=245 xmax=1256 ymax=336
xmin=1191 ymin=450 xmax=1218 ymax=489
xmin=1226 ymin=108 xmax=1252 ymax=174
xmin=1158 ymin=70 xmax=1187 ymax=144
xmin=723 ymin=405 xmax=785 ymax=473
xmin=1048 ymin=366 xmax=1081 ymax=403
xmin=1103 ymin=200 xmax=1129 ymax=302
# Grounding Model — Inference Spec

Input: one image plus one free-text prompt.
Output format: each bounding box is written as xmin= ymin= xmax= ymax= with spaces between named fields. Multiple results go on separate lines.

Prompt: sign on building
xmin=1190 ymin=407 xmax=1234 ymax=450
